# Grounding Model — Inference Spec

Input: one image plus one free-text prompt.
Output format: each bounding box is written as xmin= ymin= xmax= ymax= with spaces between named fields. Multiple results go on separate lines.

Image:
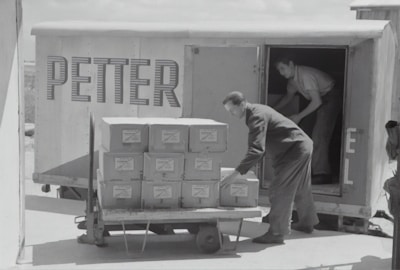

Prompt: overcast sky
xmin=22 ymin=0 xmax=356 ymax=61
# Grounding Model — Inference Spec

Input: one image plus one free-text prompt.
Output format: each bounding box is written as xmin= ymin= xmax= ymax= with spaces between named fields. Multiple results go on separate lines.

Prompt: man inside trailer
xmin=273 ymin=55 xmax=342 ymax=184
xmin=221 ymin=91 xmax=319 ymax=244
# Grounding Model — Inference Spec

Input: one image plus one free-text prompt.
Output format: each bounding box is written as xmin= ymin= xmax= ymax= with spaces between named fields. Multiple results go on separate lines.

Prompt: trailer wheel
xmin=196 ymin=225 xmax=221 ymax=254
xmin=41 ymin=184 xmax=50 ymax=193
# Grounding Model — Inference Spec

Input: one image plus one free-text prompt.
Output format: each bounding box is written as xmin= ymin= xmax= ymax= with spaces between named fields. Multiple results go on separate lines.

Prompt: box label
xmin=115 ymin=157 xmax=134 ymax=171
xmin=122 ymin=129 xmax=141 ymax=143
xmin=113 ymin=185 xmax=132 ymax=198
xmin=161 ymin=129 xmax=181 ymax=143
xmin=194 ymin=158 xmax=213 ymax=171
xmin=192 ymin=185 xmax=210 ymax=198
xmin=156 ymin=158 xmax=175 ymax=172
xmin=230 ymin=184 xmax=248 ymax=197
xmin=153 ymin=185 xmax=173 ymax=199
xmin=200 ymin=129 xmax=218 ymax=142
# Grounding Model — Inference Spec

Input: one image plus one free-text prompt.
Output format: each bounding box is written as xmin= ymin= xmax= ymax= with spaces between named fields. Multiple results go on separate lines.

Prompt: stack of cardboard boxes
xmin=97 ymin=117 xmax=259 ymax=210
xmin=98 ymin=118 xmax=148 ymax=209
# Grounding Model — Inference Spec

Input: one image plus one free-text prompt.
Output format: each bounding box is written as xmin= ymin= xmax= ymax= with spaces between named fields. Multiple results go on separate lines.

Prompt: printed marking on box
xmin=153 ymin=186 xmax=173 ymax=198
xmin=199 ymin=129 xmax=218 ymax=142
xmin=192 ymin=185 xmax=210 ymax=198
xmin=122 ymin=129 xmax=141 ymax=143
xmin=230 ymin=184 xmax=248 ymax=197
xmin=115 ymin=157 xmax=134 ymax=171
xmin=161 ymin=129 xmax=181 ymax=143
xmin=113 ymin=185 xmax=133 ymax=198
xmin=194 ymin=158 xmax=213 ymax=171
xmin=155 ymin=158 xmax=175 ymax=172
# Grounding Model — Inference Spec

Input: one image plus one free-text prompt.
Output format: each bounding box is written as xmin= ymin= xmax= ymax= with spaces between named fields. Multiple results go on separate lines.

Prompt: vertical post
xmin=393 ymin=195 xmax=400 ymax=270
xmin=77 ymin=112 xmax=97 ymax=244
xmin=386 ymin=120 xmax=400 ymax=270
xmin=88 ymin=113 xmax=95 ymax=213
xmin=394 ymin=126 xmax=400 ymax=270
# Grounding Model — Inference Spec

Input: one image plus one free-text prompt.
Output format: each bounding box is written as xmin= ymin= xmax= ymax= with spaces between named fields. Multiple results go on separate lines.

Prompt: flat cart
xmin=78 ymin=206 xmax=262 ymax=254
xmin=76 ymin=114 xmax=262 ymax=254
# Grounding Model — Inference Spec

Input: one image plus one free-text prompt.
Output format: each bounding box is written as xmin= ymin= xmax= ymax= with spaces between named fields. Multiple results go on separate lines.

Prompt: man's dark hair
xmin=222 ymin=91 xmax=246 ymax=105
xmin=274 ymin=55 xmax=296 ymax=67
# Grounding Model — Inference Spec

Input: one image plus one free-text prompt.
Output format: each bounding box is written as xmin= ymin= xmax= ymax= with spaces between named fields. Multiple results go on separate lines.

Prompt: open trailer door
xmin=184 ymin=46 xmax=262 ymax=168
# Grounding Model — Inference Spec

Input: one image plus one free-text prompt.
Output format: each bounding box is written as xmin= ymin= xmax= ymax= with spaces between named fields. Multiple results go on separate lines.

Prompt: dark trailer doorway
xmin=263 ymin=46 xmax=347 ymax=197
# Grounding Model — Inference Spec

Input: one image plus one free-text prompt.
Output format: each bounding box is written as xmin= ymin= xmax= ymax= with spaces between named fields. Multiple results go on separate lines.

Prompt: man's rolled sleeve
xmin=235 ymin=115 xmax=267 ymax=174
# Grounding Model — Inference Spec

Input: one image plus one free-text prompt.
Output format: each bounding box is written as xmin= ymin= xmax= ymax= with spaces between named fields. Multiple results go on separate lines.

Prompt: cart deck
xmin=96 ymin=207 xmax=262 ymax=254
xmin=101 ymin=207 xmax=261 ymax=223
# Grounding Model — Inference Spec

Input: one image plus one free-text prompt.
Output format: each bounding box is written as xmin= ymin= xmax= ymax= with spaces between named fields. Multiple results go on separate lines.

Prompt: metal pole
xmin=394 ymin=128 xmax=400 ymax=270
xmin=385 ymin=120 xmax=400 ymax=269
xmin=88 ymin=113 xmax=95 ymax=214
xmin=393 ymin=205 xmax=400 ymax=270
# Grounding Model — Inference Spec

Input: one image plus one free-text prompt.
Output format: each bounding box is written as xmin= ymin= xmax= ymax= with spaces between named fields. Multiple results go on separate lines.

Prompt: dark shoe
xmin=262 ymin=211 xmax=298 ymax=224
xmin=312 ymin=174 xmax=332 ymax=185
xmin=291 ymin=223 xmax=314 ymax=234
xmin=252 ymin=232 xmax=284 ymax=244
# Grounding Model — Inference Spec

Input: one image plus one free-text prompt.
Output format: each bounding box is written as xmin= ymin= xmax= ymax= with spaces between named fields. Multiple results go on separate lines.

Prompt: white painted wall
xmin=0 ymin=0 xmax=24 ymax=268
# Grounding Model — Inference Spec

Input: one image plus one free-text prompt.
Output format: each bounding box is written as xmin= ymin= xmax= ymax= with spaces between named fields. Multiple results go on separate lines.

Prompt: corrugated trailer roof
xmin=31 ymin=20 xmax=391 ymax=40
xmin=351 ymin=0 xmax=400 ymax=9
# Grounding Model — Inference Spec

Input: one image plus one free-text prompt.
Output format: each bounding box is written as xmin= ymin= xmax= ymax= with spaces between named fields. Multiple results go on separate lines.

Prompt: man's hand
xmin=289 ymin=114 xmax=302 ymax=124
xmin=220 ymin=170 xmax=240 ymax=189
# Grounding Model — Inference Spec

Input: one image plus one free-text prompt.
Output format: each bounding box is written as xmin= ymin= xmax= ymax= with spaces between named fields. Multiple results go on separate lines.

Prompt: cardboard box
xmin=101 ymin=117 xmax=149 ymax=152
xmin=188 ymin=119 xmax=228 ymax=152
xmin=148 ymin=118 xmax=189 ymax=152
xmin=97 ymin=170 xmax=141 ymax=209
xmin=143 ymin=152 xmax=184 ymax=181
xmin=181 ymin=180 xmax=219 ymax=208
xmin=141 ymin=181 xmax=181 ymax=209
xmin=99 ymin=147 xmax=143 ymax=181
xmin=184 ymin=153 xmax=222 ymax=180
xmin=220 ymin=168 xmax=259 ymax=207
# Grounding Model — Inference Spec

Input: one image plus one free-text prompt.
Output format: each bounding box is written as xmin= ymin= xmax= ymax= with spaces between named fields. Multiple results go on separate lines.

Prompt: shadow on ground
xmin=26 ymin=235 xmax=245 ymax=266
xmin=297 ymin=255 xmax=391 ymax=270
xmin=25 ymin=195 xmax=85 ymax=216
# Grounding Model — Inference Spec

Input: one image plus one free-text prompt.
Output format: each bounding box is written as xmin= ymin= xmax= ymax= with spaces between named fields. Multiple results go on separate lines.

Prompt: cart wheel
xmin=196 ymin=225 xmax=221 ymax=254
xmin=187 ymin=224 xmax=199 ymax=234
xmin=41 ymin=184 xmax=50 ymax=193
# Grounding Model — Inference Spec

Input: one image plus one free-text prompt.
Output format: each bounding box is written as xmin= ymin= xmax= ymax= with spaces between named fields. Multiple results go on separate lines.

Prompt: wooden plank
xmin=101 ymin=207 xmax=262 ymax=223
xmin=314 ymin=201 xmax=372 ymax=218
xmin=258 ymin=192 xmax=372 ymax=218
xmin=33 ymin=173 xmax=94 ymax=189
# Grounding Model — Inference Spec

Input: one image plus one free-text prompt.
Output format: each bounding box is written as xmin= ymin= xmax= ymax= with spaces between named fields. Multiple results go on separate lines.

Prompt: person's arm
xmin=221 ymin=115 xmax=267 ymax=187
xmin=235 ymin=115 xmax=266 ymax=174
xmin=289 ymin=71 xmax=323 ymax=124
xmin=274 ymin=83 xmax=297 ymax=112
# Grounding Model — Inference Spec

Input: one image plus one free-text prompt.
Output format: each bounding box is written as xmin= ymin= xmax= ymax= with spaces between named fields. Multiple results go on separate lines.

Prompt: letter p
xmin=47 ymin=56 xmax=68 ymax=100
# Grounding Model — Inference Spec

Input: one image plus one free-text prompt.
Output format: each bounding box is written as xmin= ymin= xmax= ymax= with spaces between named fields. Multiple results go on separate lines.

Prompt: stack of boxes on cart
xmin=97 ymin=117 xmax=259 ymax=210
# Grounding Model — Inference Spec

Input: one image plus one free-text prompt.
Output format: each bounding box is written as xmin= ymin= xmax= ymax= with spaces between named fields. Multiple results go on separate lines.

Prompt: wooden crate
xmin=143 ymin=152 xmax=184 ymax=181
xmin=97 ymin=171 xmax=141 ymax=209
xmin=148 ymin=119 xmax=189 ymax=153
xmin=181 ymin=180 xmax=219 ymax=208
xmin=141 ymin=181 xmax=181 ymax=209
xmin=188 ymin=119 xmax=228 ymax=152
xmin=184 ymin=152 xmax=222 ymax=180
xmin=220 ymin=168 xmax=259 ymax=207
xmin=101 ymin=117 xmax=149 ymax=152
xmin=99 ymin=147 xmax=143 ymax=181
